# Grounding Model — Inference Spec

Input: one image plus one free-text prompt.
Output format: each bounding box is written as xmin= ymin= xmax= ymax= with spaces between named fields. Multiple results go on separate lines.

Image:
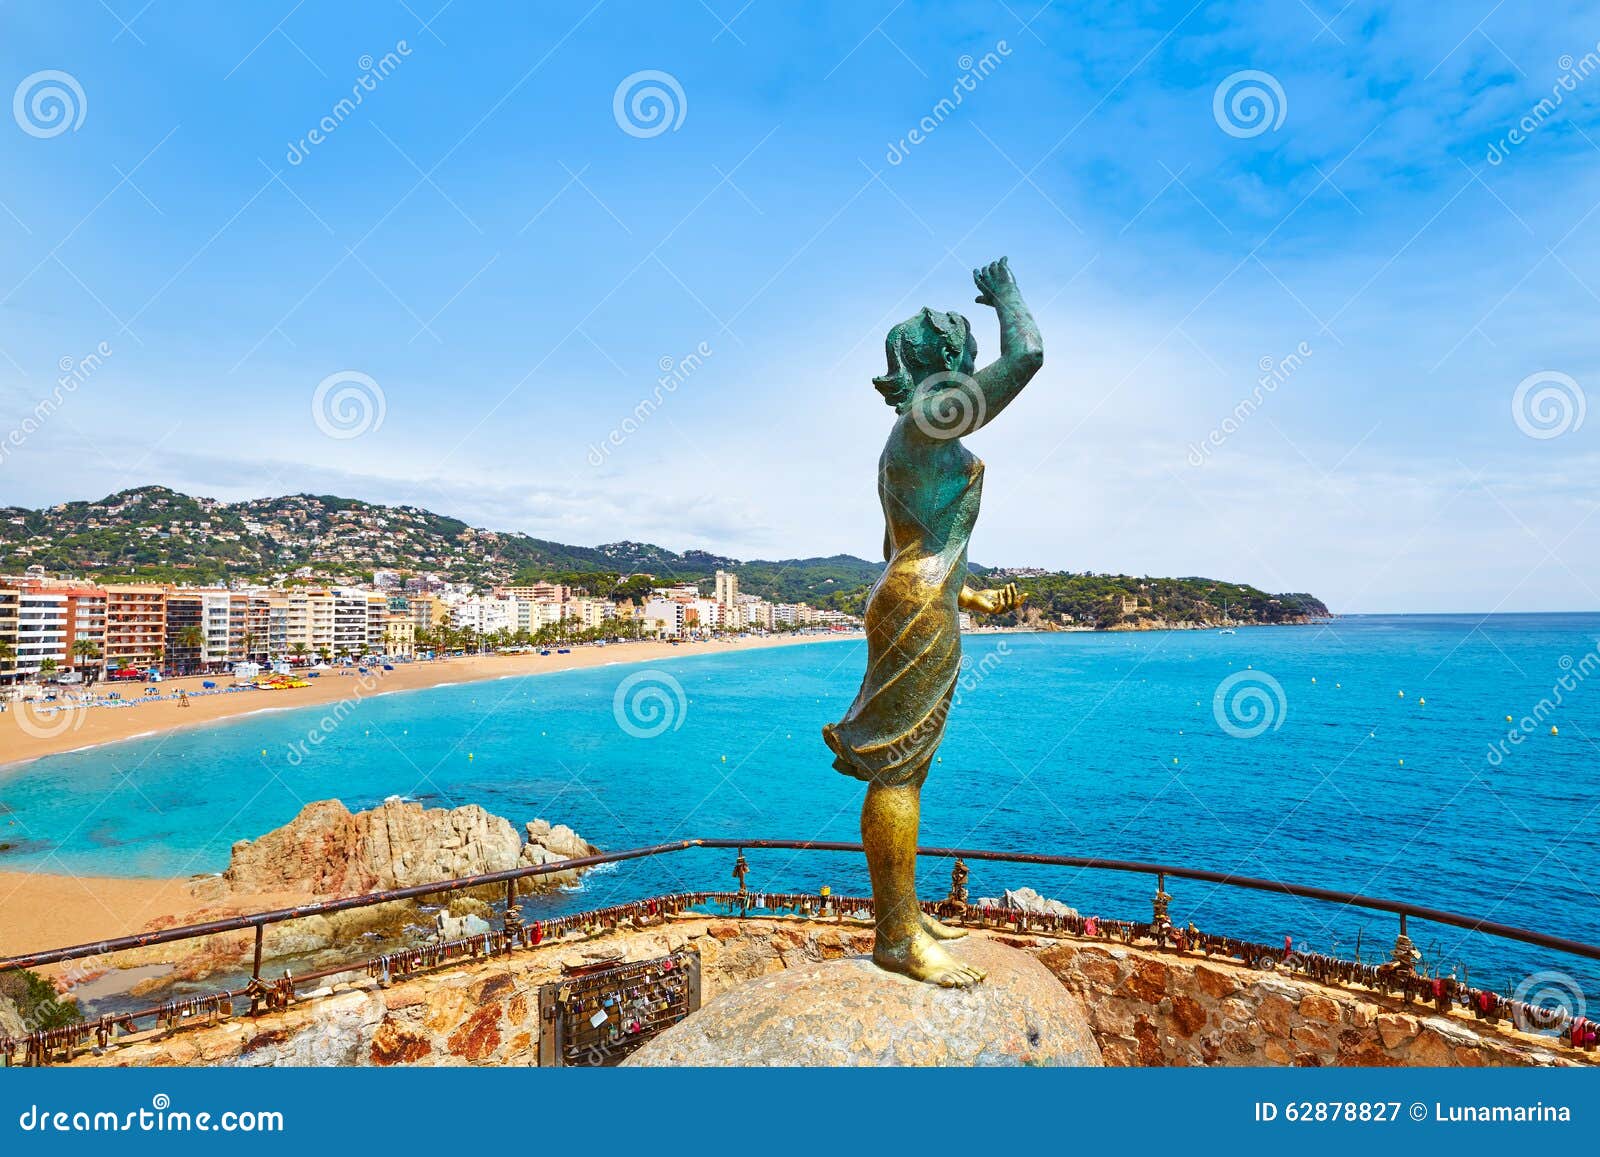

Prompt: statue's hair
xmin=874 ymin=308 xmax=971 ymax=410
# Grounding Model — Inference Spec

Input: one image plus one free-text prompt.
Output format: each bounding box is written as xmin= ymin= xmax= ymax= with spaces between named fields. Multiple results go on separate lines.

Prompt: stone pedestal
xmin=623 ymin=936 xmax=1102 ymax=1067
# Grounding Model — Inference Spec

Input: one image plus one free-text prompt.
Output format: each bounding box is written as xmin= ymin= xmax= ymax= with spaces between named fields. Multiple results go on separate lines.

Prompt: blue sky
xmin=1 ymin=0 xmax=1597 ymax=612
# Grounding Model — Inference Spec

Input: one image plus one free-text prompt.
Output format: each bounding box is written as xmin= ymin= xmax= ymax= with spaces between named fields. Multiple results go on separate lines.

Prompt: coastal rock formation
xmin=212 ymin=798 xmax=596 ymax=898
xmin=518 ymin=819 xmax=595 ymax=887
xmin=625 ymin=937 xmax=1103 ymax=1067
xmin=975 ymin=886 xmax=1078 ymax=918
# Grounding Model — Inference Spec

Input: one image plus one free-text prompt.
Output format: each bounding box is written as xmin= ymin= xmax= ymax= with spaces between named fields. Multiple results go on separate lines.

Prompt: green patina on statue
xmin=824 ymin=257 xmax=1043 ymax=987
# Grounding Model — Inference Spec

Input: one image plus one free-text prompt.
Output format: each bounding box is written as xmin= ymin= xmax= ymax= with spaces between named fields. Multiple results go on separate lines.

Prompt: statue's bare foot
xmin=920 ymin=912 xmax=967 ymax=940
xmin=875 ymin=931 xmax=987 ymax=987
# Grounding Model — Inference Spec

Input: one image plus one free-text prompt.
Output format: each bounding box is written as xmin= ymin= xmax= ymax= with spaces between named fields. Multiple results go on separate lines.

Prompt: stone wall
xmin=60 ymin=918 xmax=1590 ymax=1068
xmin=1030 ymin=937 xmax=1582 ymax=1068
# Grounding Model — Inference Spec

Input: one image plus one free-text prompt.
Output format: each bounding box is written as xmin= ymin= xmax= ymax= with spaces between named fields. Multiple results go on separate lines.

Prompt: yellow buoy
xmin=469 ymin=752 xmax=474 ymax=760
xmin=1551 ymin=726 xmax=1559 ymax=736
xmin=1506 ymin=715 xmax=1513 ymax=723
xmin=1311 ymin=677 xmax=1317 ymax=683
xmin=1397 ymin=690 xmax=1404 ymax=698
xmin=1173 ymin=757 xmax=1179 ymax=764
xmin=1418 ymin=698 xmax=1425 ymax=706
xmin=1399 ymin=759 xmax=1404 ymax=765
xmin=261 ymin=749 xmax=267 ymax=757
xmin=721 ymin=755 xmax=726 ymax=762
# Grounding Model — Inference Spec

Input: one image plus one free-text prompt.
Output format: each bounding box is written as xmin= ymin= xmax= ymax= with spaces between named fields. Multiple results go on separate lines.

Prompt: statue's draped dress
xmin=824 ymin=421 xmax=983 ymax=788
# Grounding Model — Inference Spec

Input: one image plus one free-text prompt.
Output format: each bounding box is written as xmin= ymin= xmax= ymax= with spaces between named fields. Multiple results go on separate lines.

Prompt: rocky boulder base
xmin=625 ymin=936 xmax=1103 ymax=1067
xmin=199 ymin=798 xmax=596 ymax=899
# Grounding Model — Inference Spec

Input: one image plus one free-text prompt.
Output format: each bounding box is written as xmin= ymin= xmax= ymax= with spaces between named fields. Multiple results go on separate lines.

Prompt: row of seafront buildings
xmin=0 ymin=567 xmax=855 ymax=684
xmin=433 ymin=570 xmax=854 ymax=644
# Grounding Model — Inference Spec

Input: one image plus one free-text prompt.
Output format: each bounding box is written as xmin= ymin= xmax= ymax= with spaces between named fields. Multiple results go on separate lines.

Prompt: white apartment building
xmin=714 ymin=570 xmax=739 ymax=606
xmin=366 ymin=593 xmax=389 ymax=654
xmin=332 ymin=589 xmax=370 ymax=657
xmin=201 ymin=590 xmax=233 ymax=667
xmin=13 ymin=590 xmax=66 ymax=677
xmin=643 ymin=597 xmax=689 ymax=637
xmin=737 ymin=595 xmax=775 ymax=630
xmin=453 ymin=595 xmax=518 ymax=636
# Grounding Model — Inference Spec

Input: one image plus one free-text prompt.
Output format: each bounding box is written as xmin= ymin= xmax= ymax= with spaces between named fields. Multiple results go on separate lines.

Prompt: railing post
xmin=947 ymin=857 xmax=969 ymax=911
xmin=732 ymin=848 xmax=749 ymax=916
xmin=503 ymin=879 xmax=521 ymax=954
xmin=247 ymin=925 xmax=264 ymax=1015
xmin=1392 ymin=913 xmax=1417 ymax=991
xmin=1152 ymin=871 xmax=1172 ymax=930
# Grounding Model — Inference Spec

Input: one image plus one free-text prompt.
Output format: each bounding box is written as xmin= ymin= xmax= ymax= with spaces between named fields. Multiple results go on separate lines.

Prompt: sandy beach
xmin=0 ymin=631 xmax=860 ymax=772
xmin=0 ymin=632 xmax=860 ymax=960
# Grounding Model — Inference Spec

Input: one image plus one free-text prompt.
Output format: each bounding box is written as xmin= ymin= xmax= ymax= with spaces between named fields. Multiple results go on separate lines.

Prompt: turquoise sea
xmin=3 ymin=614 xmax=1597 ymax=995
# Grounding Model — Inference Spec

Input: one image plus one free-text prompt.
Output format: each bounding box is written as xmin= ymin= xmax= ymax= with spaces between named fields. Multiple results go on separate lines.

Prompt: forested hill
xmin=0 ymin=487 xmax=1330 ymax=625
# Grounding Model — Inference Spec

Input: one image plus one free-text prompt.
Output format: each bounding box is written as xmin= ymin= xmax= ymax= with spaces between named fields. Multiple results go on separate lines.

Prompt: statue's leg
xmin=861 ymin=781 xmax=986 ymax=986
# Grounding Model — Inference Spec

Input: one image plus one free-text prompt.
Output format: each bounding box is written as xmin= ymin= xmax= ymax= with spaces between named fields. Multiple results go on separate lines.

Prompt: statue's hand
xmin=968 ymin=583 xmax=1024 ymax=615
xmin=973 ymin=257 xmax=1019 ymax=308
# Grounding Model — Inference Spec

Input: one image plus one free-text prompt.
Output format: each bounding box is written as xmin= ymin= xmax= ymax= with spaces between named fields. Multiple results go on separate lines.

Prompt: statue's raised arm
xmin=906 ymin=256 xmax=1042 ymax=440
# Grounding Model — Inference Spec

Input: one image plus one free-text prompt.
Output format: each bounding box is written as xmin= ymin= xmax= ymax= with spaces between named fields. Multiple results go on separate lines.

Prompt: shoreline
xmin=0 ymin=631 xmax=863 ymax=774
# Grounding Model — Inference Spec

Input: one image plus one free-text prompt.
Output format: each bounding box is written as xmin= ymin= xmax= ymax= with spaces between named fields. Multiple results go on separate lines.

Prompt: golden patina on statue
xmin=824 ymin=257 xmax=1043 ymax=987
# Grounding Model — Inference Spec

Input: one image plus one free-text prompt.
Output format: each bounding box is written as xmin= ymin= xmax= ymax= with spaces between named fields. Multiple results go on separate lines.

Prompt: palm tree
xmin=71 ymin=639 xmax=102 ymax=683
xmin=177 ymin=625 xmax=204 ymax=675
xmin=0 ymin=641 xmax=15 ymax=685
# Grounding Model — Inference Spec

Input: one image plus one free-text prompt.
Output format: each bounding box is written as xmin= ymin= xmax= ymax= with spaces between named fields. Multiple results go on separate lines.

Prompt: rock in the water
xmin=217 ymin=798 xmax=594 ymax=898
xmin=519 ymin=819 xmax=598 ymax=887
xmin=975 ymin=886 xmax=1078 ymax=918
xmin=624 ymin=936 xmax=1101 ymax=1067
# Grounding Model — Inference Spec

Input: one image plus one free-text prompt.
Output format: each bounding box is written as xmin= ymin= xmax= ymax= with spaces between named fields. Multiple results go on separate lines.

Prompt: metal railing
xmin=3 ymin=838 xmax=1597 ymax=1065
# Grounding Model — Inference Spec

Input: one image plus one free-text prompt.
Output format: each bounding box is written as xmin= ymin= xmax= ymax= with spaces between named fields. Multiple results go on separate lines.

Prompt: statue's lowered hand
xmin=968 ymin=583 xmax=1024 ymax=615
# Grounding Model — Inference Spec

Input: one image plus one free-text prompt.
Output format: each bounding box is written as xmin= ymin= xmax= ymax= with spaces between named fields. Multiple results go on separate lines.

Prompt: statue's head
xmin=873 ymin=308 xmax=977 ymax=411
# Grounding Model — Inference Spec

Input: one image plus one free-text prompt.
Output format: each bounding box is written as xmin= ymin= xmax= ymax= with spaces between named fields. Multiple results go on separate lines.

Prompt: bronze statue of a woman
xmin=824 ymin=257 xmax=1042 ymax=987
